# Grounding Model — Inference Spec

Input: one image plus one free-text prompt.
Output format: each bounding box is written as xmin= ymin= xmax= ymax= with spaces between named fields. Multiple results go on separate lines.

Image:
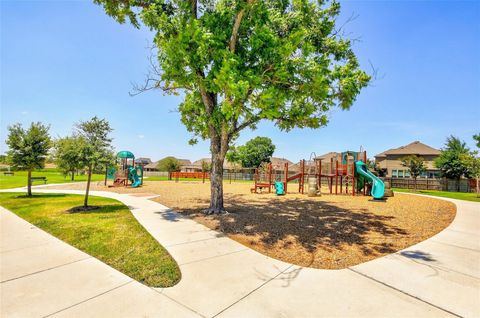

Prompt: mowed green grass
xmin=393 ymin=188 xmax=480 ymax=202
xmin=0 ymin=193 xmax=181 ymax=287
xmin=0 ymin=170 xmax=104 ymax=189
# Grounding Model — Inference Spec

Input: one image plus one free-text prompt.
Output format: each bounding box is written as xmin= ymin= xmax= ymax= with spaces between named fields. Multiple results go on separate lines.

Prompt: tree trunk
xmin=27 ymin=170 xmax=32 ymax=197
xmin=84 ymin=166 xmax=92 ymax=207
xmin=71 ymin=170 xmax=75 ymax=181
xmin=413 ymin=177 xmax=417 ymax=191
xmin=456 ymin=178 xmax=460 ymax=192
xmin=205 ymin=132 xmax=229 ymax=214
xmin=207 ymin=152 xmax=225 ymax=214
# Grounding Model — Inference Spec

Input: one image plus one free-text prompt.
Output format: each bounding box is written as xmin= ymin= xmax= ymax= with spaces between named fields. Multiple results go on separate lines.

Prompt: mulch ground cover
xmin=51 ymin=181 xmax=456 ymax=269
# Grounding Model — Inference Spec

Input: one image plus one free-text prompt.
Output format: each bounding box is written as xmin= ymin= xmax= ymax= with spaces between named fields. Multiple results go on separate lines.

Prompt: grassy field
xmin=393 ymin=188 xmax=480 ymax=202
xmin=0 ymin=170 xmax=104 ymax=189
xmin=0 ymin=192 xmax=180 ymax=287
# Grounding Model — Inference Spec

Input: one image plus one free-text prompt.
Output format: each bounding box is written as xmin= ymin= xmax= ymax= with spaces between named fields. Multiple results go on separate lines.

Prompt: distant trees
xmin=53 ymin=136 xmax=86 ymax=181
xmin=401 ymin=155 xmax=426 ymax=191
xmin=227 ymin=137 xmax=275 ymax=168
xmin=366 ymin=159 xmax=387 ymax=177
xmin=435 ymin=136 xmax=472 ymax=191
xmin=157 ymin=157 xmax=181 ymax=180
xmin=468 ymin=133 xmax=480 ymax=196
xmin=6 ymin=122 xmax=51 ymax=196
xmin=75 ymin=117 xmax=113 ymax=207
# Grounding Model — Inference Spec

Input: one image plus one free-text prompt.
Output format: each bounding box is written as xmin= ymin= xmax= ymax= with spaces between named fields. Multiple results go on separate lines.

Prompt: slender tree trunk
xmin=456 ymin=178 xmax=460 ymax=192
xmin=414 ymin=177 xmax=417 ymax=191
xmin=84 ymin=166 xmax=92 ymax=207
xmin=27 ymin=170 xmax=32 ymax=197
xmin=71 ymin=170 xmax=75 ymax=181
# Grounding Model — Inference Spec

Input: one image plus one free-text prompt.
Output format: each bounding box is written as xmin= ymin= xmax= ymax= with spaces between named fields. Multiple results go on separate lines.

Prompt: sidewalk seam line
xmin=1 ymin=256 xmax=92 ymax=284
xmin=151 ymin=287 xmax=206 ymax=318
xmin=179 ymin=248 xmax=249 ymax=266
xmin=348 ymin=268 xmax=462 ymax=318
xmin=165 ymin=236 xmax=225 ymax=248
xmin=429 ymin=239 xmax=480 ymax=253
xmin=42 ymin=280 xmax=134 ymax=318
xmin=211 ymin=264 xmax=294 ymax=318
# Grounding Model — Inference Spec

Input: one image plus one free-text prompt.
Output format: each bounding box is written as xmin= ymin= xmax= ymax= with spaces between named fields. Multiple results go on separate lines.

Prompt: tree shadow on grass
xmin=67 ymin=204 xmax=126 ymax=214
xmin=14 ymin=193 xmax=68 ymax=199
xmin=177 ymin=193 xmax=408 ymax=258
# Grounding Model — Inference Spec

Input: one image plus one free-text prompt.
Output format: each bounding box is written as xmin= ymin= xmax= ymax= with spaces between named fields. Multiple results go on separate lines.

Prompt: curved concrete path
xmin=1 ymin=187 xmax=479 ymax=317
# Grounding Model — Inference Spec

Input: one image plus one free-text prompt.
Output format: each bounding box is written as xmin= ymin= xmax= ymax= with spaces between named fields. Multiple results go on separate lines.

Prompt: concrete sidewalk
xmin=1 ymin=188 xmax=479 ymax=317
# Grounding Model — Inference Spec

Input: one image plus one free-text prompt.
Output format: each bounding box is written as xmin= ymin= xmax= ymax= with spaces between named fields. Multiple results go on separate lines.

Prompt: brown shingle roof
xmin=144 ymin=157 xmax=192 ymax=169
xmin=315 ymin=152 xmax=340 ymax=161
xmin=375 ymin=141 xmax=441 ymax=157
xmin=270 ymin=157 xmax=294 ymax=170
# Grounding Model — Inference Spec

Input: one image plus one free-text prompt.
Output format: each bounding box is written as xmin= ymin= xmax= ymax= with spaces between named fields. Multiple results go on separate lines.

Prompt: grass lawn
xmin=0 ymin=170 xmax=104 ymax=189
xmin=393 ymin=188 xmax=480 ymax=202
xmin=0 ymin=192 xmax=180 ymax=287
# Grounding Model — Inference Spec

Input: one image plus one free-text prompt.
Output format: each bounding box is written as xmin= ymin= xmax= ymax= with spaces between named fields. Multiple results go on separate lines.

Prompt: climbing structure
xmin=251 ymin=149 xmax=385 ymax=199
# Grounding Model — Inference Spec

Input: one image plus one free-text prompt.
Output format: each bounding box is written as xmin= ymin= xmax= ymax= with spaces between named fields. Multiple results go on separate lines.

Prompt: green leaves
xmin=227 ymin=136 xmax=275 ymax=168
xmin=95 ymin=0 xmax=371 ymax=146
xmin=6 ymin=122 xmax=51 ymax=170
xmin=435 ymin=136 xmax=472 ymax=179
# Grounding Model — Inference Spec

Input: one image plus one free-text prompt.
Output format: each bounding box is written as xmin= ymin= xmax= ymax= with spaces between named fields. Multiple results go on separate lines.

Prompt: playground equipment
xmin=251 ymin=149 xmax=385 ymax=199
xmin=251 ymin=160 xmax=305 ymax=194
xmin=106 ymin=151 xmax=143 ymax=188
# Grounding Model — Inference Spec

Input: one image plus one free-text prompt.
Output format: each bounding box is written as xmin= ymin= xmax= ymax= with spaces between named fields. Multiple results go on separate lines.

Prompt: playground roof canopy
xmin=116 ymin=150 xmax=135 ymax=159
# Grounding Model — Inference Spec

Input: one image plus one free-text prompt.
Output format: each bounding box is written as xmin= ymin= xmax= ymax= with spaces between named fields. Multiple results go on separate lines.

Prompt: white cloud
xmin=21 ymin=111 xmax=28 ymax=115
xmin=137 ymin=134 xmax=145 ymax=139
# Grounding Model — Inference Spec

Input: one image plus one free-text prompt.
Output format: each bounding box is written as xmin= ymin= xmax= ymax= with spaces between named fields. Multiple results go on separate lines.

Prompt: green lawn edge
xmin=393 ymin=188 xmax=480 ymax=202
xmin=0 ymin=170 xmax=104 ymax=189
xmin=0 ymin=192 xmax=181 ymax=287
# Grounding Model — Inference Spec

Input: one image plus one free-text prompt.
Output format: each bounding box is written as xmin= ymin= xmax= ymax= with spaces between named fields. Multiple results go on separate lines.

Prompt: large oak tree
xmin=94 ymin=0 xmax=371 ymax=213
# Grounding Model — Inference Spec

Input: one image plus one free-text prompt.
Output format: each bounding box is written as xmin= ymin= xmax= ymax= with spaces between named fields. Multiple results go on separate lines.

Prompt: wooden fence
xmin=384 ymin=177 xmax=475 ymax=192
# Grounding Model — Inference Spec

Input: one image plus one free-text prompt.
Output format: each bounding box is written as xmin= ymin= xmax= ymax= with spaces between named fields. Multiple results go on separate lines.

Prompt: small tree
xmin=401 ymin=155 xmax=426 ymax=191
xmin=6 ymin=122 xmax=51 ymax=196
xmin=76 ymin=117 xmax=113 ymax=207
xmin=228 ymin=136 xmax=276 ymax=168
xmin=157 ymin=157 xmax=181 ymax=180
xmin=435 ymin=136 xmax=471 ymax=191
xmin=200 ymin=160 xmax=211 ymax=183
xmin=53 ymin=136 xmax=85 ymax=181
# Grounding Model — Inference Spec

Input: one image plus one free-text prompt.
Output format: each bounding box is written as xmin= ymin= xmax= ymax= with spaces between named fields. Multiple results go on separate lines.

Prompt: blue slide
xmin=128 ymin=167 xmax=142 ymax=188
xmin=355 ymin=161 xmax=385 ymax=199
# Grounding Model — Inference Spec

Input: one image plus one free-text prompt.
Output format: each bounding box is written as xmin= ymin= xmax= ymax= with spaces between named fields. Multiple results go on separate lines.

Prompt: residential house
xmin=375 ymin=141 xmax=441 ymax=178
xmin=134 ymin=157 xmax=152 ymax=167
xmin=144 ymin=157 xmax=192 ymax=172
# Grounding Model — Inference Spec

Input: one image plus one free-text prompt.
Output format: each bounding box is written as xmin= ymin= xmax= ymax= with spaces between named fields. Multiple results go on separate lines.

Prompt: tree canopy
xmin=435 ymin=136 xmax=471 ymax=182
xmin=157 ymin=156 xmax=181 ymax=173
xmin=227 ymin=136 xmax=275 ymax=168
xmin=53 ymin=136 xmax=87 ymax=180
xmin=94 ymin=0 xmax=371 ymax=213
xmin=75 ymin=117 xmax=114 ymax=207
xmin=6 ymin=122 xmax=51 ymax=196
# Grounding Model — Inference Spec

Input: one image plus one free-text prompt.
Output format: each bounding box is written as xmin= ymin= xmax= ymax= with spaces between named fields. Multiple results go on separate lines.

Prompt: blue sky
xmin=1 ymin=0 xmax=479 ymax=162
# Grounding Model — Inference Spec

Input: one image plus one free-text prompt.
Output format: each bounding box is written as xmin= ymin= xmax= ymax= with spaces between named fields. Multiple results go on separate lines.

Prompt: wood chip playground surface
xmin=50 ymin=180 xmax=456 ymax=269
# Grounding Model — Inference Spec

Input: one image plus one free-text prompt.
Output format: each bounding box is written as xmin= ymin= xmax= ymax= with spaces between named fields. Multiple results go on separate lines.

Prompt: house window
xmin=398 ymin=170 xmax=404 ymax=178
xmin=405 ymin=170 xmax=411 ymax=178
xmin=392 ymin=169 xmax=398 ymax=177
